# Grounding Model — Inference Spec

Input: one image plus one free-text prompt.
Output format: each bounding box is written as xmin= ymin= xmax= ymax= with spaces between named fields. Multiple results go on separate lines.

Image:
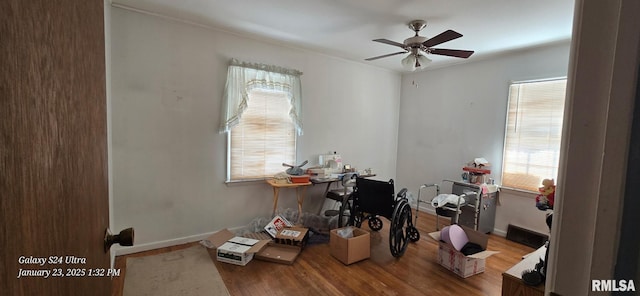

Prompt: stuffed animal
xmin=535 ymin=179 xmax=556 ymax=210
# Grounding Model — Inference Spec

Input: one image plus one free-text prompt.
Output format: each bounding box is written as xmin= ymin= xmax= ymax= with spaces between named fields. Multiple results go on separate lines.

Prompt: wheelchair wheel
xmin=337 ymin=194 xmax=353 ymax=228
xmin=389 ymin=200 xmax=412 ymax=257
xmin=408 ymin=226 xmax=420 ymax=242
xmin=368 ymin=216 xmax=383 ymax=231
xmin=338 ymin=194 xmax=363 ymax=228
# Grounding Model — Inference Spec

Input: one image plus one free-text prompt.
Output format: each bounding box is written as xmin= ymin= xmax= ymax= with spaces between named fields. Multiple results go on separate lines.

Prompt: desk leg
xmin=322 ymin=182 xmax=332 ymax=197
xmin=272 ymin=187 xmax=280 ymax=217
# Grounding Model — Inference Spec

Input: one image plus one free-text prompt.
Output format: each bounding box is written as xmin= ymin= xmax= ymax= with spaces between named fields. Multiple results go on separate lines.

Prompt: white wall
xmin=109 ymin=7 xmax=401 ymax=253
xmin=396 ymin=42 xmax=571 ymax=236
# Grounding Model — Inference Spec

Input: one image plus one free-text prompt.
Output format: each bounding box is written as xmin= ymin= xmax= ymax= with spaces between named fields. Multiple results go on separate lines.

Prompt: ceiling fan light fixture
xmin=416 ymin=54 xmax=432 ymax=69
xmin=401 ymin=54 xmax=417 ymax=71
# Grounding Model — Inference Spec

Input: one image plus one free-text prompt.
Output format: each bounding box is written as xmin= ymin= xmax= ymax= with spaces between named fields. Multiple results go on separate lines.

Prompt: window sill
xmin=499 ymin=186 xmax=538 ymax=199
xmin=224 ymin=178 xmax=268 ymax=186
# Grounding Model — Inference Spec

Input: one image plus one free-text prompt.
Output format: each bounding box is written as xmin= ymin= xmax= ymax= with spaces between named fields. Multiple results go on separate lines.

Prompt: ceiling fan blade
xmin=429 ymin=48 xmax=475 ymax=58
xmin=365 ymin=51 xmax=407 ymax=61
xmin=422 ymin=30 xmax=463 ymax=48
xmin=373 ymin=39 xmax=406 ymax=49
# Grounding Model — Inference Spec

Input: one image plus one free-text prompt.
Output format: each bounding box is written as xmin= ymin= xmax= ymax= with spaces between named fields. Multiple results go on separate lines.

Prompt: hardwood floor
xmin=112 ymin=212 xmax=535 ymax=296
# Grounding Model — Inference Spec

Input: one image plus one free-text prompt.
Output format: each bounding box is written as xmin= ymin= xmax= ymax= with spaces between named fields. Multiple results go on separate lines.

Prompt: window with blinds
xmin=501 ymin=78 xmax=567 ymax=192
xmin=228 ymin=89 xmax=296 ymax=181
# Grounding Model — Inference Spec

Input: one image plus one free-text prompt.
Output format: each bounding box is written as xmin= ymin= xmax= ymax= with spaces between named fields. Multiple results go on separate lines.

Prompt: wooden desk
xmin=310 ymin=174 xmax=377 ymax=197
xmin=310 ymin=177 xmax=340 ymax=198
xmin=265 ymin=179 xmax=312 ymax=221
xmin=502 ymin=245 xmax=546 ymax=296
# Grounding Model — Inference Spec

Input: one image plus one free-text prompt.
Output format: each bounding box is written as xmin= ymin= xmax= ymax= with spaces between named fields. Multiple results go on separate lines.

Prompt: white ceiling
xmin=112 ymin=0 xmax=575 ymax=72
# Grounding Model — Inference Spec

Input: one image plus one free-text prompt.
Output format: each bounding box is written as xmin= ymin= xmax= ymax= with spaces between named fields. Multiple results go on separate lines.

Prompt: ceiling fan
xmin=365 ymin=20 xmax=474 ymax=71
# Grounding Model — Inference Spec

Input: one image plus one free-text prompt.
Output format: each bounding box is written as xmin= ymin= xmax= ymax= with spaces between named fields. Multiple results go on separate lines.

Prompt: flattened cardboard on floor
xmin=256 ymin=226 xmax=309 ymax=265
xmin=204 ymin=229 xmax=270 ymax=266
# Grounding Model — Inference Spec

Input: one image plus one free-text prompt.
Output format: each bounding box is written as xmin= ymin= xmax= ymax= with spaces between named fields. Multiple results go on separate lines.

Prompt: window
xmin=228 ymin=89 xmax=296 ymax=181
xmin=219 ymin=59 xmax=303 ymax=182
xmin=501 ymin=78 xmax=567 ymax=192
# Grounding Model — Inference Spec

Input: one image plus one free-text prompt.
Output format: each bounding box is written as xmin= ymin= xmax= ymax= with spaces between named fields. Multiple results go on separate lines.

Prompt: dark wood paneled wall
xmin=1 ymin=0 xmax=110 ymax=295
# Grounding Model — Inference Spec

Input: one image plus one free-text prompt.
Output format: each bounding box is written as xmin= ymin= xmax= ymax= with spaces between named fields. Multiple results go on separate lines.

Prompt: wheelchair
xmin=336 ymin=177 xmax=419 ymax=257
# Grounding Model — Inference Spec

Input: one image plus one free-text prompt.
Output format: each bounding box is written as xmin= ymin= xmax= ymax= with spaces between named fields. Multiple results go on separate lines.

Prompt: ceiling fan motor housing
xmin=404 ymin=36 xmax=428 ymax=47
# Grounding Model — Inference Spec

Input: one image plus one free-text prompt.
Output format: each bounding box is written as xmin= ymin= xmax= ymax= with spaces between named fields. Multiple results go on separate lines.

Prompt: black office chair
xmin=324 ymin=173 xmax=357 ymax=226
xmin=326 ymin=172 xmax=357 ymax=202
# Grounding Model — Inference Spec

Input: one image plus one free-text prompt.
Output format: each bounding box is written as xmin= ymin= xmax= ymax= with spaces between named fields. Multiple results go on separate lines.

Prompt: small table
xmin=501 ymin=245 xmax=547 ymax=296
xmin=265 ymin=179 xmax=312 ymax=221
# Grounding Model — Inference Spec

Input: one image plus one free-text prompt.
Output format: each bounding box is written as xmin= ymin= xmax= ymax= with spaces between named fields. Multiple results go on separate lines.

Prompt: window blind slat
xmin=229 ymin=89 xmax=296 ymax=181
xmin=502 ymin=79 xmax=566 ymax=191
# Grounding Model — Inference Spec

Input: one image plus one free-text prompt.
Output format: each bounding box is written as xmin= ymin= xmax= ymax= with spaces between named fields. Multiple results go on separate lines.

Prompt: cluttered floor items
xmin=113 ymin=211 xmax=535 ymax=296
xmin=201 ymin=207 xmax=501 ymax=280
xmin=201 ymin=207 xmax=388 ymax=266
xmin=201 ymin=204 xmax=502 ymax=277
xmin=201 ymin=208 xmax=346 ymax=266
xmin=205 ymin=178 xmax=420 ymax=267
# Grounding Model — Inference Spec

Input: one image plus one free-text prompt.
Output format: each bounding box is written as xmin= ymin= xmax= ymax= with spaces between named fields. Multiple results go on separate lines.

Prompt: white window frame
xmin=226 ymin=89 xmax=297 ymax=182
xmin=501 ymin=77 xmax=567 ymax=192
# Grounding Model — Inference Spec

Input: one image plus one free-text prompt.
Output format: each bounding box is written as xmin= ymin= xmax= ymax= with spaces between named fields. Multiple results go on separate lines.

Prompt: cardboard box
xmin=275 ymin=227 xmax=309 ymax=248
xmin=330 ymin=227 xmax=370 ymax=265
xmin=428 ymin=225 xmax=499 ymax=278
xmin=438 ymin=243 xmax=487 ymax=278
xmin=204 ymin=229 xmax=270 ymax=266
